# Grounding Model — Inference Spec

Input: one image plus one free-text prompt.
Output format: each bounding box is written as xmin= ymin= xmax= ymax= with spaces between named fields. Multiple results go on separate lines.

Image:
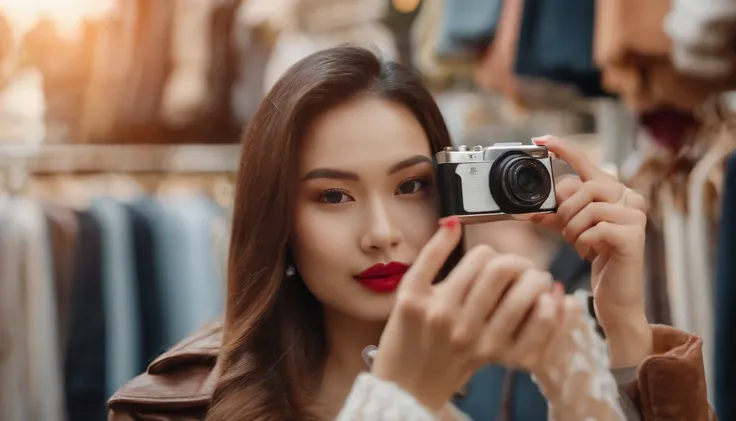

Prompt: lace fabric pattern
xmin=531 ymin=290 xmax=626 ymax=421
xmin=338 ymin=289 xmax=626 ymax=421
xmin=337 ymin=372 xmax=472 ymax=421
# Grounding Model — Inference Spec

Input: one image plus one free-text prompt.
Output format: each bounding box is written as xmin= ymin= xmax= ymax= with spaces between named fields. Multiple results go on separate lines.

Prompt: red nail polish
xmin=553 ymin=281 xmax=564 ymax=295
xmin=439 ymin=216 xmax=459 ymax=229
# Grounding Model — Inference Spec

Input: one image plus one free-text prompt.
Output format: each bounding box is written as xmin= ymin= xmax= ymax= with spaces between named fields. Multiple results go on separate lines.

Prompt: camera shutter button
xmin=472 ymin=145 xmax=483 ymax=151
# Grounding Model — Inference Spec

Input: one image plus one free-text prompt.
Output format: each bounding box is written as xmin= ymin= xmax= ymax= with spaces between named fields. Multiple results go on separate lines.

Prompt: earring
xmin=285 ymin=264 xmax=296 ymax=277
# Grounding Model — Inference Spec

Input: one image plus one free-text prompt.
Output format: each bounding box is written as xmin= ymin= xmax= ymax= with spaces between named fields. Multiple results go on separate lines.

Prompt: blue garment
xmin=155 ymin=195 xmax=224 ymax=346
xmin=125 ymin=201 xmax=168 ymax=368
xmin=65 ymin=211 xmax=107 ymax=421
xmin=514 ymin=0 xmax=607 ymax=98
xmin=454 ymin=366 xmax=547 ymax=421
xmin=90 ymin=197 xmax=141 ymax=396
xmin=715 ymin=152 xmax=736 ymax=418
xmin=436 ymin=0 xmax=502 ymax=61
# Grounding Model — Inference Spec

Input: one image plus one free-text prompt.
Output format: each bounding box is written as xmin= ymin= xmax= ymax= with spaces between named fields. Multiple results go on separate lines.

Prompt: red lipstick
xmin=354 ymin=262 xmax=410 ymax=293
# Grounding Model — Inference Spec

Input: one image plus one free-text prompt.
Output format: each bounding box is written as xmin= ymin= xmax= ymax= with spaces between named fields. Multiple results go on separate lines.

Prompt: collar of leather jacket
xmin=108 ymin=320 xmax=474 ymax=414
xmin=108 ymin=322 xmax=224 ymax=412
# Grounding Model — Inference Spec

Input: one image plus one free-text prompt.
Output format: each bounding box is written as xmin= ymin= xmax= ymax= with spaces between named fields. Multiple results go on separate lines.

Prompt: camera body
xmin=435 ymin=142 xmax=557 ymax=224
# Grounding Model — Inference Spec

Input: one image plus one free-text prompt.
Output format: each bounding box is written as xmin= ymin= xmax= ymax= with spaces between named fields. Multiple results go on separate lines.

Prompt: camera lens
xmin=508 ymin=161 xmax=548 ymax=204
xmin=489 ymin=152 xmax=552 ymax=213
xmin=515 ymin=166 xmax=543 ymax=195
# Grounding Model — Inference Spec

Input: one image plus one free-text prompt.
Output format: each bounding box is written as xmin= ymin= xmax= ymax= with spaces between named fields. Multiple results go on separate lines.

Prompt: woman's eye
xmin=396 ymin=178 xmax=426 ymax=195
xmin=320 ymin=190 xmax=352 ymax=204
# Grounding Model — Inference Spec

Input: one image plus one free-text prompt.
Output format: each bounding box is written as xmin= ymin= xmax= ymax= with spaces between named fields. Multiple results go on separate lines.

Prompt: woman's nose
xmin=360 ymin=199 xmax=402 ymax=253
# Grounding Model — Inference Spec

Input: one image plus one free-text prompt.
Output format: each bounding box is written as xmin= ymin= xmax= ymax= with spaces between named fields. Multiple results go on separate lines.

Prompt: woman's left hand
xmin=526 ymin=135 xmax=652 ymax=368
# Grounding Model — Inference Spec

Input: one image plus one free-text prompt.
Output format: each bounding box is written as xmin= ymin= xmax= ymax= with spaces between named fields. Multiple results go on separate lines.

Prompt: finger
xmin=453 ymin=255 xmax=534 ymax=341
xmin=480 ymin=269 xmax=553 ymax=349
xmin=506 ymin=292 xmax=558 ymax=370
xmin=535 ymin=296 xmax=584 ymax=374
xmin=526 ymin=283 xmax=566 ymax=371
xmin=622 ymin=188 xmax=649 ymax=213
xmin=527 ymin=175 xmax=583 ymax=228
xmin=401 ymin=216 xmax=462 ymax=294
xmin=564 ymin=203 xmax=644 ymax=246
xmin=575 ymin=221 xmax=639 ymax=260
xmin=556 ymin=181 xmax=626 ymax=228
xmin=555 ymin=174 xmax=583 ymax=203
xmin=533 ymin=136 xmax=609 ymax=182
xmin=437 ymin=244 xmax=499 ymax=304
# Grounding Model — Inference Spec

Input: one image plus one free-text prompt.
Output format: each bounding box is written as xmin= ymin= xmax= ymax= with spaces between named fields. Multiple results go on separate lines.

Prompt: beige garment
xmin=665 ymin=0 xmax=736 ymax=79
xmin=474 ymin=0 xmax=524 ymax=103
xmin=296 ymin=0 xmax=388 ymax=32
xmin=238 ymin=0 xmax=299 ymax=31
xmin=43 ymin=204 xmax=80 ymax=359
xmin=686 ymin=129 xmax=736 ymax=401
xmin=161 ymin=0 xmax=213 ymax=127
xmin=77 ymin=11 xmax=131 ymax=142
xmin=263 ymin=24 xmax=398 ymax=94
xmin=0 ymin=198 xmax=32 ymax=421
xmin=0 ymin=199 xmax=66 ymax=421
xmin=411 ymin=0 xmax=474 ymax=88
xmin=209 ymin=211 xmax=231 ymax=290
xmin=595 ymin=0 xmax=736 ymax=111
xmin=594 ymin=0 xmax=671 ymax=65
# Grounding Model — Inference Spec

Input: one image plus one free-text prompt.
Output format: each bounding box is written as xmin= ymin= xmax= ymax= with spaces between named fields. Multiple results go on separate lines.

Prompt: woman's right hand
xmin=371 ymin=216 xmax=561 ymax=413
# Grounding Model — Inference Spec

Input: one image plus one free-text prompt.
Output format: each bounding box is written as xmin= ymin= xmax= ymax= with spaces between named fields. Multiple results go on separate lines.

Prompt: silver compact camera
xmin=434 ymin=142 xmax=557 ymax=224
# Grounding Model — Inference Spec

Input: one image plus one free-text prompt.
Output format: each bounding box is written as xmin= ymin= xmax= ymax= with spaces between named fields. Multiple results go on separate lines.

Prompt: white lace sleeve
xmin=336 ymin=372 xmax=470 ymax=421
xmin=531 ymin=290 xmax=626 ymax=421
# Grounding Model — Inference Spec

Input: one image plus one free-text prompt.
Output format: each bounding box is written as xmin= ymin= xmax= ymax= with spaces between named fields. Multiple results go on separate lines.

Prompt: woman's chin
xmin=329 ymin=293 xmax=396 ymax=323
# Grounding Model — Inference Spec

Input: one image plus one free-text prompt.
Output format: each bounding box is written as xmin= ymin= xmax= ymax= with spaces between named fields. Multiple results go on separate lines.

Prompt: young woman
xmin=108 ymin=46 xmax=713 ymax=420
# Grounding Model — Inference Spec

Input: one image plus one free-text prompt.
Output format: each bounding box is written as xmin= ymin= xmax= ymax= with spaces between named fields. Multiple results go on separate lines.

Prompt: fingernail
xmin=553 ymin=281 xmax=564 ymax=296
xmin=532 ymin=136 xmax=550 ymax=145
xmin=439 ymin=216 xmax=459 ymax=229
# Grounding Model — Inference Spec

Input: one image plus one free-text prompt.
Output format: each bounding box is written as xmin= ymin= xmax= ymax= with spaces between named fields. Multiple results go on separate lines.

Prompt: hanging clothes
xmin=231 ymin=8 xmax=272 ymax=125
xmin=89 ymin=198 xmax=142 ymax=397
xmin=475 ymin=0 xmax=525 ymax=103
xmin=124 ymin=202 xmax=169 ymax=365
xmin=154 ymin=194 xmax=225 ymax=346
xmin=65 ymin=211 xmax=107 ymax=421
xmin=640 ymin=109 xmax=699 ymax=152
xmin=715 ymin=152 xmax=736 ymax=419
xmin=435 ymin=0 xmax=502 ymax=62
xmin=514 ymin=0 xmax=605 ymax=98
xmin=44 ymin=205 xmax=80 ymax=359
xmin=594 ymin=0 xmax=736 ymax=111
xmin=665 ymin=0 xmax=736 ymax=80
xmin=1 ymin=176 xmax=233 ymax=421
xmin=0 ymin=198 xmax=66 ymax=421
xmin=160 ymin=0 xmax=214 ymax=127
xmin=686 ymin=129 xmax=735 ymax=401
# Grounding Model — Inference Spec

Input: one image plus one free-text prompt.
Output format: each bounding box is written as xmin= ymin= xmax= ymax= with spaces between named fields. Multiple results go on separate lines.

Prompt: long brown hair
xmin=206 ymin=45 xmax=461 ymax=421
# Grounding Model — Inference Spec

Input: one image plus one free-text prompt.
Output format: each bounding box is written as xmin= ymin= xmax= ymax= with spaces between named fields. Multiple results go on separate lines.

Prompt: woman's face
xmin=291 ymin=96 xmax=439 ymax=321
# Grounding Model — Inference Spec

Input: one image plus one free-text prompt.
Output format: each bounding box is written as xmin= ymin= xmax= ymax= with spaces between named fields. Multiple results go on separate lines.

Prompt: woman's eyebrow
xmin=387 ymin=155 xmax=433 ymax=175
xmin=301 ymin=154 xmax=432 ymax=182
xmin=302 ymin=168 xmax=358 ymax=181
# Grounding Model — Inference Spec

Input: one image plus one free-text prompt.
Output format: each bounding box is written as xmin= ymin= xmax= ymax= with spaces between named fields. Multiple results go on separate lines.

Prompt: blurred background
xmin=1 ymin=0 xmax=735 ymax=420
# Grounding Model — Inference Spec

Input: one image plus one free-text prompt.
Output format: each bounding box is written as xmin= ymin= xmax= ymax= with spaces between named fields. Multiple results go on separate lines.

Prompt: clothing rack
xmin=0 ymin=143 xmax=242 ymax=174
xmin=0 ymin=143 xmax=242 ymax=193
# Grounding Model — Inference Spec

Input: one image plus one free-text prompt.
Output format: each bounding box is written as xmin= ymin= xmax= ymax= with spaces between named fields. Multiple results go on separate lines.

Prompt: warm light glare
xmin=392 ymin=0 xmax=420 ymax=13
xmin=0 ymin=0 xmax=115 ymax=38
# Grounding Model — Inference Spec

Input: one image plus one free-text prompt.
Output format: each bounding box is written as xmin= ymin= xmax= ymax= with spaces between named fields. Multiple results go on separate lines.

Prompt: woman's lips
xmin=354 ymin=262 xmax=410 ymax=293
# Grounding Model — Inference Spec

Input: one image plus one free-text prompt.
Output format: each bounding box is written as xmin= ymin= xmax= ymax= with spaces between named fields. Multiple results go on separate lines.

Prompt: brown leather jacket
xmin=107 ymin=322 xmax=715 ymax=421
